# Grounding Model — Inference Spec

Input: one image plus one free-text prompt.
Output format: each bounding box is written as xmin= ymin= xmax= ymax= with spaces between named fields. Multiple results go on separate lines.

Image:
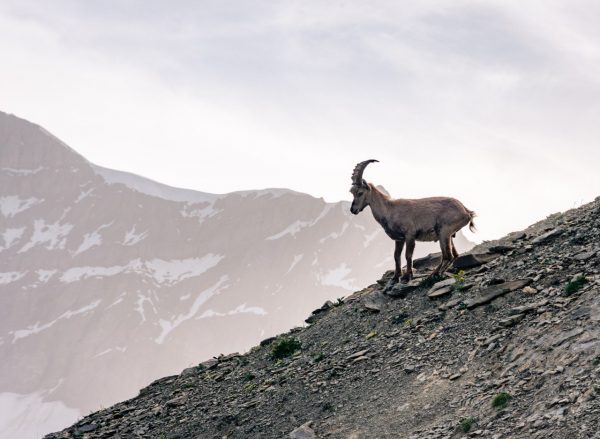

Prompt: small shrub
xmin=403 ymin=318 xmax=413 ymax=327
xmin=593 ymin=356 xmax=600 ymax=366
xmin=492 ymin=392 xmax=512 ymax=409
xmin=313 ymin=352 xmax=325 ymax=363
xmin=271 ymin=337 xmax=301 ymax=360
xmin=564 ymin=275 xmax=587 ymax=295
xmin=460 ymin=417 xmax=475 ymax=433
xmin=322 ymin=401 xmax=334 ymax=412
xmin=452 ymin=270 xmax=466 ymax=284
xmin=242 ymin=372 xmax=255 ymax=382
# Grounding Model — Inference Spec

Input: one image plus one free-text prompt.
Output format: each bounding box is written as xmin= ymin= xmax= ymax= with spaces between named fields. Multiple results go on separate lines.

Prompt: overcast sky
xmin=1 ymin=0 xmax=599 ymax=241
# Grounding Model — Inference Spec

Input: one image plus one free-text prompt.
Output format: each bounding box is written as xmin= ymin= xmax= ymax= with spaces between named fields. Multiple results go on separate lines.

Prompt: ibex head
xmin=350 ymin=159 xmax=378 ymax=214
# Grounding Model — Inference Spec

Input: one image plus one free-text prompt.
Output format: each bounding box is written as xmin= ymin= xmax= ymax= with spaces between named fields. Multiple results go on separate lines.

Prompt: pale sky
xmin=1 ymin=0 xmax=599 ymax=241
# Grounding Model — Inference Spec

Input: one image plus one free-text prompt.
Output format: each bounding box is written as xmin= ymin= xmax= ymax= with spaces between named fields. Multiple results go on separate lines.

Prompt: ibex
xmin=350 ymin=159 xmax=475 ymax=285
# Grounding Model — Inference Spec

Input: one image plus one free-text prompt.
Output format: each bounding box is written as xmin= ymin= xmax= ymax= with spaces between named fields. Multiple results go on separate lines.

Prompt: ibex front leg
xmin=391 ymin=239 xmax=405 ymax=286
xmin=402 ymin=235 xmax=415 ymax=283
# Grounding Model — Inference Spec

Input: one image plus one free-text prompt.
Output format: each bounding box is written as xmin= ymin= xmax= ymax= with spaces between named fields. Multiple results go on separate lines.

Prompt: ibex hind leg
xmin=433 ymin=231 xmax=454 ymax=276
xmin=451 ymin=239 xmax=459 ymax=260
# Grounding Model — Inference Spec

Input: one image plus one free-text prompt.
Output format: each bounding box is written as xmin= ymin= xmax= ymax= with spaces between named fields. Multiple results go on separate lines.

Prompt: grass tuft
xmin=270 ymin=337 xmax=301 ymax=360
xmin=564 ymin=275 xmax=587 ymax=295
xmin=492 ymin=392 xmax=512 ymax=409
xmin=460 ymin=417 xmax=475 ymax=433
xmin=242 ymin=372 xmax=255 ymax=382
xmin=313 ymin=352 xmax=325 ymax=363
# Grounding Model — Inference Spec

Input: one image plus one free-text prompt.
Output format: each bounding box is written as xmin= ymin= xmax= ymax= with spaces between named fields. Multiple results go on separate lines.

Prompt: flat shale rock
xmin=532 ymin=227 xmax=564 ymax=244
xmin=412 ymin=252 xmax=442 ymax=270
xmin=290 ymin=422 xmax=317 ymax=439
xmin=363 ymin=291 xmax=389 ymax=312
xmin=464 ymin=279 xmax=533 ymax=309
xmin=427 ymin=285 xmax=454 ymax=299
xmin=452 ymin=252 xmax=500 ymax=270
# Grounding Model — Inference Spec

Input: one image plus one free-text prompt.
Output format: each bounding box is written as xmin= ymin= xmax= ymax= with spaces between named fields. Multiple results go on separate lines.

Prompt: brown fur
xmin=351 ymin=175 xmax=475 ymax=284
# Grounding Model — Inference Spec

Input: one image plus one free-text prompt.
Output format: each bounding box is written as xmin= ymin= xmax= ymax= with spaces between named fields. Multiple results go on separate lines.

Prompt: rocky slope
xmin=47 ymin=196 xmax=600 ymax=438
xmin=0 ymin=110 xmax=473 ymax=437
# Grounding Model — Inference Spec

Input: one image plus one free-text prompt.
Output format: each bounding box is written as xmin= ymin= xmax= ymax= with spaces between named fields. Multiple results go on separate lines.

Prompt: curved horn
xmin=351 ymin=159 xmax=378 ymax=186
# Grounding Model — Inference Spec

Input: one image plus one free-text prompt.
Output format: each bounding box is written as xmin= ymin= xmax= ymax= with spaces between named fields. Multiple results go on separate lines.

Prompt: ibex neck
xmin=368 ymin=186 xmax=390 ymax=222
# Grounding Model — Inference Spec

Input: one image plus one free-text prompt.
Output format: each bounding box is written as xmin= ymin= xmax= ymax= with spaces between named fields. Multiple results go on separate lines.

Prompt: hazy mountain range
xmin=0 ymin=111 xmax=473 ymax=438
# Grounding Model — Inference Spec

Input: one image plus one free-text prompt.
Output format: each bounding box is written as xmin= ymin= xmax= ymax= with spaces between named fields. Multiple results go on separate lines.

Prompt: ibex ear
xmin=362 ymin=180 xmax=370 ymax=190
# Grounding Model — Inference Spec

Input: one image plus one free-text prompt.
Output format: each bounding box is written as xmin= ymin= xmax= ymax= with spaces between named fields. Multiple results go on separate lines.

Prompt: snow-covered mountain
xmin=0 ymin=111 xmax=473 ymax=437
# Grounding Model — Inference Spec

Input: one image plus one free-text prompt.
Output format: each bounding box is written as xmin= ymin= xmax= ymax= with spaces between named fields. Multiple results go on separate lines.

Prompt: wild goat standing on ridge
xmin=350 ymin=159 xmax=476 ymax=285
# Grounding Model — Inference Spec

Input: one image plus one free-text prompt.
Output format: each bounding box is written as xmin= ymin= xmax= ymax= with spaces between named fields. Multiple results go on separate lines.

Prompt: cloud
xmin=0 ymin=0 xmax=599 ymax=241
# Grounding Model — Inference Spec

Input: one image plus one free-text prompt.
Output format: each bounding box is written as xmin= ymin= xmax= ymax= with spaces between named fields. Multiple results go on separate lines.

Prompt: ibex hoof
xmin=400 ymin=274 xmax=412 ymax=284
xmin=385 ymin=278 xmax=399 ymax=290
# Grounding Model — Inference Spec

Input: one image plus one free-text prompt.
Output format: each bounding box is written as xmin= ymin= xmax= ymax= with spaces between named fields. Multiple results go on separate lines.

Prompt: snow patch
xmin=155 ymin=276 xmax=228 ymax=344
xmin=199 ymin=304 xmax=267 ymax=319
xmin=11 ymin=300 xmax=101 ymax=343
xmin=1 ymin=227 xmax=25 ymax=250
xmin=93 ymin=348 xmax=113 ymax=358
xmin=231 ymin=188 xmax=296 ymax=199
xmin=320 ymin=263 xmax=355 ymax=290
xmin=0 ymin=166 xmax=44 ymax=176
xmin=0 ymin=271 xmax=27 ymax=285
xmin=74 ymin=231 xmax=102 ymax=255
xmin=135 ymin=293 xmax=157 ymax=323
xmin=0 ymin=391 xmax=80 ymax=439
xmin=59 ymin=255 xmax=223 ymax=285
xmin=0 ymin=196 xmax=42 ymax=218
xmin=145 ymin=254 xmax=224 ymax=285
xmin=181 ymin=202 xmax=221 ymax=223
xmin=60 ymin=265 xmax=126 ymax=283
xmin=36 ymin=269 xmax=57 ymax=283
xmin=319 ymin=222 xmax=349 ymax=243
xmin=122 ymin=226 xmax=148 ymax=246
xmin=266 ymin=220 xmax=305 ymax=240
xmin=106 ymin=292 xmax=127 ymax=309
xmin=19 ymin=220 xmax=73 ymax=252
xmin=75 ymin=188 xmax=94 ymax=203
xmin=93 ymin=165 xmax=217 ymax=203
xmin=266 ymin=204 xmax=333 ymax=240
xmin=287 ymin=254 xmax=304 ymax=273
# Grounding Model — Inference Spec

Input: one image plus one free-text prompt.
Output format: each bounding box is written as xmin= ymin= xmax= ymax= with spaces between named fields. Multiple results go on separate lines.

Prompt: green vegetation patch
xmin=242 ymin=372 xmax=255 ymax=382
xmin=452 ymin=270 xmax=466 ymax=284
xmin=564 ymin=275 xmax=587 ymax=295
xmin=492 ymin=392 xmax=512 ymax=409
xmin=460 ymin=417 xmax=475 ymax=433
xmin=270 ymin=336 xmax=301 ymax=360
xmin=313 ymin=352 xmax=325 ymax=363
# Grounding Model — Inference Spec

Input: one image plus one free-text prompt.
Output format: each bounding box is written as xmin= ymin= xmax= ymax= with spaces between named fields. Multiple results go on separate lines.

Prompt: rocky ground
xmin=46 ymin=197 xmax=600 ymax=439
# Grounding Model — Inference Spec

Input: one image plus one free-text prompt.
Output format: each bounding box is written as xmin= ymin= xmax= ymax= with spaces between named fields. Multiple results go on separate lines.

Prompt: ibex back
xmin=350 ymin=159 xmax=476 ymax=284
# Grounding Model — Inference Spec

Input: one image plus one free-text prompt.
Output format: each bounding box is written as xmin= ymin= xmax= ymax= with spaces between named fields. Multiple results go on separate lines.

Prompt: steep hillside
xmin=0 ymin=111 xmax=473 ymax=437
xmin=47 ymin=196 xmax=599 ymax=439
